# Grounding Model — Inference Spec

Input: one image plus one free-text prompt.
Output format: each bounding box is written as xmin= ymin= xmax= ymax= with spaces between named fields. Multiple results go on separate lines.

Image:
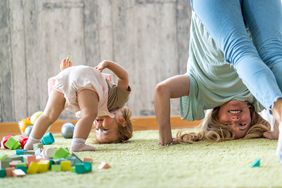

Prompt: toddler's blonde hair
xmin=176 ymin=104 xmax=270 ymax=143
xmin=117 ymin=106 xmax=133 ymax=142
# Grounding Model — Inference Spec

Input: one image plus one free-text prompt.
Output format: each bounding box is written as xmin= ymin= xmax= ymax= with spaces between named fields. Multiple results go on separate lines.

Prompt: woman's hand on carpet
xmin=159 ymin=138 xmax=179 ymax=146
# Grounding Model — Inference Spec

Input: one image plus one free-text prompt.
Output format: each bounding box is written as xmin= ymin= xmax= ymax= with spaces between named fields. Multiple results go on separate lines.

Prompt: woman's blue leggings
xmin=190 ymin=0 xmax=282 ymax=110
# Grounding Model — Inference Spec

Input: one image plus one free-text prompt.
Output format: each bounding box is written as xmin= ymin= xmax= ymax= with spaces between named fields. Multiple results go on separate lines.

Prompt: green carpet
xmin=1 ymin=129 xmax=282 ymax=188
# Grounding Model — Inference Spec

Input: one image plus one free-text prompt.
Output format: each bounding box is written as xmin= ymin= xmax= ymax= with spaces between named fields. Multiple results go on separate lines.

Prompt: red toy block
xmin=1 ymin=135 xmax=11 ymax=149
xmin=19 ymin=135 xmax=28 ymax=149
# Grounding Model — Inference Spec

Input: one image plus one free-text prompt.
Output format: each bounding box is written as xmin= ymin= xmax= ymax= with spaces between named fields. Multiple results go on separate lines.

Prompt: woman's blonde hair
xmin=176 ymin=103 xmax=270 ymax=143
xmin=117 ymin=106 xmax=133 ymax=142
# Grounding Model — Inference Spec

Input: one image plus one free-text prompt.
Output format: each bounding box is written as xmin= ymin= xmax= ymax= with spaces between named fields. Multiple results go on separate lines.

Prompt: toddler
xmin=24 ymin=58 xmax=132 ymax=152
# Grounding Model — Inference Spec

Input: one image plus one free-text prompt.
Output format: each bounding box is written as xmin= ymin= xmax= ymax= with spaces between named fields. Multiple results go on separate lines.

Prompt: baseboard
xmin=0 ymin=116 xmax=200 ymax=140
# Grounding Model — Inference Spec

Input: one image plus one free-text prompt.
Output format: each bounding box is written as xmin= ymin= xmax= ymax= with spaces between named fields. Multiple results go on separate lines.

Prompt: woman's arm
xmin=154 ymin=74 xmax=190 ymax=145
xmin=96 ymin=60 xmax=129 ymax=90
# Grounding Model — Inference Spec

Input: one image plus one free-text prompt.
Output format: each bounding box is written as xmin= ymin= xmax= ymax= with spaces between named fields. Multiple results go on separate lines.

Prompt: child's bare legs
xmin=24 ymin=91 xmax=65 ymax=150
xmin=70 ymin=89 xmax=98 ymax=152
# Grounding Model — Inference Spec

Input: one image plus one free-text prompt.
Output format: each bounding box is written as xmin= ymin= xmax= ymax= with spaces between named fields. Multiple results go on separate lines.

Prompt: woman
xmin=154 ymin=0 xmax=282 ymax=151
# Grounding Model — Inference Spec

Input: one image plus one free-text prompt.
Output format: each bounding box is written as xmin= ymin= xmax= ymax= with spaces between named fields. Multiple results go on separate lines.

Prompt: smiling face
xmin=217 ymin=100 xmax=252 ymax=139
xmin=94 ymin=109 xmax=126 ymax=143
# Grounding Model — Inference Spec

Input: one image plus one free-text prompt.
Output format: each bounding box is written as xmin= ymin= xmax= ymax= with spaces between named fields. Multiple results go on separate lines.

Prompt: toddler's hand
xmin=60 ymin=57 xmax=72 ymax=71
xmin=95 ymin=60 xmax=111 ymax=72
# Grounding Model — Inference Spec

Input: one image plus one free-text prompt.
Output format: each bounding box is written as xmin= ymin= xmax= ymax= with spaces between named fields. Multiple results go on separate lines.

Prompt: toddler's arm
xmin=60 ymin=57 xmax=72 ymax=71
xmin=96 ymin=60 xmax=129 ymax=91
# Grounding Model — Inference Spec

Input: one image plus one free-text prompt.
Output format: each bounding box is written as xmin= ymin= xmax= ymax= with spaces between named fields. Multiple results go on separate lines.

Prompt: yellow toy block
xmin=27 ymin=161 xmax=39 ymax=174
xmin=61 ymin=160 xmax=72 ymax=171
xmin=37 ymin=160 xmax=50 ymax=173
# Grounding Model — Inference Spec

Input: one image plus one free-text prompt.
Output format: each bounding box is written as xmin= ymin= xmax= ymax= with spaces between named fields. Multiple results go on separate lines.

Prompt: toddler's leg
xmin=70 ymin=89 xmax=98 ymax=152
xmin=24 ymin=91 xmax=65 ymax=150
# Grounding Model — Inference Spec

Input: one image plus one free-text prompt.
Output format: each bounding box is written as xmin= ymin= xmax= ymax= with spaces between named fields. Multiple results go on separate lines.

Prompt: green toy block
xmin=0 ymin=154 xmax=8 ymax=161
xmin=5 ymin=137 xmax=21 ymax=150
xmin=53 ymin=148 xmax=70 ymax=159
xmin=251 ymin=159 xmax=261 ymax=168
xmin=51 ymin=164 xmax=61 ymax=172
xmin=0 ymin=169 xmax=6 ymax=178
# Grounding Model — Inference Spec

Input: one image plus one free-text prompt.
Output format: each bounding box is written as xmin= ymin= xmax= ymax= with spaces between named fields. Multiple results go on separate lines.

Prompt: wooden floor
xmin=0 ymin=116 xmax=200 ymax=140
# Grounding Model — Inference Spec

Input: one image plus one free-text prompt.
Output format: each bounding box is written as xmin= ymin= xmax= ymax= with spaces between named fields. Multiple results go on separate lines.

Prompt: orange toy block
xmin=5 ymin=167 xmax=15 ymax=177
xmin=25 ymin=155 xmax=36 ymax=166
xmin=83 ymin=157 xmax=93 ymax=163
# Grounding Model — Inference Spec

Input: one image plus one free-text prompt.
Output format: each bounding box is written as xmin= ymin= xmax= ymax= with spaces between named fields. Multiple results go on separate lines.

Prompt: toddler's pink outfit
xmin=48 ymin=65 xmax=114 ymax=118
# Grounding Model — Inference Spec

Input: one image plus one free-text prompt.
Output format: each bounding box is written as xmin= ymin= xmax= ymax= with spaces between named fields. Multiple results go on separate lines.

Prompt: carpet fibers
xmin=1 ymin=129 xmax=282 ymax=188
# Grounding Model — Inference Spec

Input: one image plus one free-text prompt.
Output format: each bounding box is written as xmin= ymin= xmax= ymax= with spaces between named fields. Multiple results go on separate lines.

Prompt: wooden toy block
xmin=41 ymin=132 xmax=55 ymax=145
xmin=0 ymin=169 xmax=6 ymax=178
xmin=16 ymin=166 xmax=28 ymax=173
xmin=53 ymin=148 xmax=70 ymax=159
xmin=83 ymin=157 xmax=93 ymax=163
xmin=5 ymin=137 xmax=21 ymax=150
xmin=27 ymin=161 xmax=39 ymax=174
xmin=68 ymin=153 xmax=83 ymax=165
xmin=9 ymin=160 xmax=22 ymax=167
xmin=34 ymin=148 xmax=42 ymax=156
xmin=51 ymin=164 xmax=61 ymax=172
xmin=251 ymin=159 xmax=261 ymax=168
xmin=37 ymin=160 xmax=50 ymax=173
xmin=0 ymin=160 xmax=10 ymax=169
xmin=5 ymin=167 xmax=15 ymax=177
xmin=26 ymin=155 xmax=36 ymax=166
xmin=41 ymin=147 xmax=57 ymax=158
xmin=75 ymin=163 xmax=87 ymax=174
xmin=19 ymin=135 xmax=28 ymax=149
xmin=1 ymin=135 xmax=12 ymax=149
xmin=13 ymin=169 xmax=26 ymax=177
xmin=83 ymin=162 xmax=92 ymax=172
xmin=15 ymin=162 xmax=27 ymax=168
xmin=61 ymin=160 xmax=72 ymax=171
xmin=98 ymin=162 xmax=111 ymax=169
xmin=0 ymin=154 xmax=8 ymax=161
xmin=33 ymin=143 xmax=44 ymax=150
xmin=8 ymin=155 xmax=24 ymax=162
xmin=16 ymin=149 xmax=35 ymax=155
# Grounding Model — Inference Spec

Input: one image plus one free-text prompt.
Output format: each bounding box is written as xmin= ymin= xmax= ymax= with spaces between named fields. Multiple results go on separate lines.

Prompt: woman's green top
xmin=180 ymin=12 xmax=264 ymax=120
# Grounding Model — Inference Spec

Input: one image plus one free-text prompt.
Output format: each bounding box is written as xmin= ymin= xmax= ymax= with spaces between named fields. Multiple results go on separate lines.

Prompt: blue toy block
xmin=75 ymin=162 xmax=92 ymax=174
xmin=41 ymin=132 xmax=55 ymax=145
xmin=251 ymin=159 xmax=261 ymax=168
